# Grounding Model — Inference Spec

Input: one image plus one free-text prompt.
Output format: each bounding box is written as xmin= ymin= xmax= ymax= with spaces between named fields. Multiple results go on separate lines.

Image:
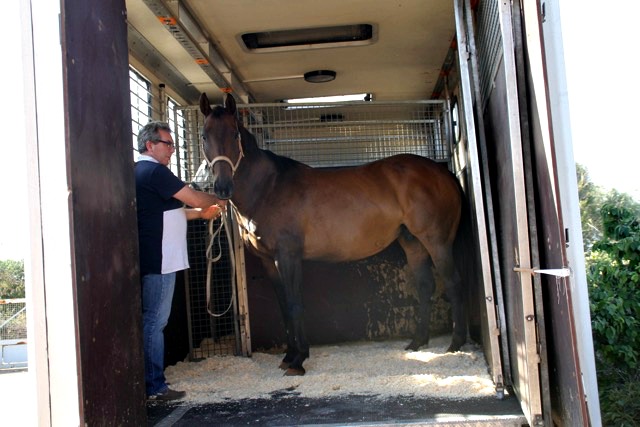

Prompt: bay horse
xmin=199 ymin=93 xmax=466 ymax=375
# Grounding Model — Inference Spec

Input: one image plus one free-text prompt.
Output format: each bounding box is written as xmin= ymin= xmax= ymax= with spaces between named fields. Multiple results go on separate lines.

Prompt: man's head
xmin=137 ymin=121 xmax=175 ymax=166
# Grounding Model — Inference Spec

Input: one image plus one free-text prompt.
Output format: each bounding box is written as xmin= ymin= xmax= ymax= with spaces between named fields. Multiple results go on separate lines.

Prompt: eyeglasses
xmin=153 ymin=139 xmax=175 ymax=149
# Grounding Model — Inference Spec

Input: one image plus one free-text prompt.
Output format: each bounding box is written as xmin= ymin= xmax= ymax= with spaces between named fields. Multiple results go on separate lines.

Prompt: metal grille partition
xmin=237 ymin=101 xmax=450 ymax=167
xmin=476 ymin=0 xmax=502 ymax=108
xmin=174 ymin=107 xmax=243 ymax=360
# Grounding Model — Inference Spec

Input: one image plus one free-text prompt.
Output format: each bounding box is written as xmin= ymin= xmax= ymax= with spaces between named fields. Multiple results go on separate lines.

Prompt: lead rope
xmin=202 ymin=120 xmax=243 ymax=317
xmin=205 ymin=204 xmax=237 ymax=317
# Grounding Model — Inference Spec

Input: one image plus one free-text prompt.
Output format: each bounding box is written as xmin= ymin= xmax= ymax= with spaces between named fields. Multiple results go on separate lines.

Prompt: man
xmin=135 ymin=121 xmax=226 ymax=401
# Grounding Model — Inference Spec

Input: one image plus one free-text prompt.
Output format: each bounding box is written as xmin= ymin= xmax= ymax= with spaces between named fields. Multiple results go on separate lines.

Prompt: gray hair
xmin=137 ymin=121 xmax=172 ymax=153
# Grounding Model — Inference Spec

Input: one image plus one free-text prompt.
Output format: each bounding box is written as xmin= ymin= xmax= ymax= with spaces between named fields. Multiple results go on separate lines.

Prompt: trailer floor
xmin=147 ymin=394 xmax=527 ymax=426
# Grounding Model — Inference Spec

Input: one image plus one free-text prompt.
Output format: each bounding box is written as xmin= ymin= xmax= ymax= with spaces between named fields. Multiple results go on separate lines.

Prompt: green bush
xmin=587 ymin=203 xmax=640 ymax=371
xmin=596 ymin=364 xmax=640 ymax=426
xmin=584 ymin=196 xmax=640 ymax=426
xmin=0 ymin=259 xmax=25 ymax=299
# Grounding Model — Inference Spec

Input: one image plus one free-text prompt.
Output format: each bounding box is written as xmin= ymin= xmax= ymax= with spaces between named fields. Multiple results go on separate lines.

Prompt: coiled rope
xmin=205 ymin=205 xmax=237 ymax=318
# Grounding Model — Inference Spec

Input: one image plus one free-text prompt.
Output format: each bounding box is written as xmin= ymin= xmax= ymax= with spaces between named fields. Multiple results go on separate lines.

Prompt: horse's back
xmin=256 ymin=153 xmax=461 ymax=261
xmin=302 ymin=154 xmax=459 ymax=211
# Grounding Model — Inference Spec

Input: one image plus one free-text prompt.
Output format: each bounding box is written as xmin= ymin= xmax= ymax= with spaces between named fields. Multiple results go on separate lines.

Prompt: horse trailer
xmin=20 ymin=0 xmax=599 ymax=425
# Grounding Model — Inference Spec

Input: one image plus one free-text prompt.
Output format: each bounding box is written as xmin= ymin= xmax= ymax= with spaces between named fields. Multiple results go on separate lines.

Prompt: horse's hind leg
xmin=398 ymin=230 xmax=436 ymax=351
xmin=430 ymin=245 xmax=466 ymax=352
xmin=399 ymin=229 xmax=466 ymax=353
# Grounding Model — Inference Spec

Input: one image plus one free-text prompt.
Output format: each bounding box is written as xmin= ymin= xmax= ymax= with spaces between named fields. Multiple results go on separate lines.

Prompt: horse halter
xmin=201 ymin=122 xmax=244 ymax=175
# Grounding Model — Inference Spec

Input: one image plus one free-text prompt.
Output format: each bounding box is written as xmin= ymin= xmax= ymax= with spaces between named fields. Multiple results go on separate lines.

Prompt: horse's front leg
xmin=262 ymin=261 xmax=297 ymax=370
xmin=274 ymin=245 xmax=309 ymax=376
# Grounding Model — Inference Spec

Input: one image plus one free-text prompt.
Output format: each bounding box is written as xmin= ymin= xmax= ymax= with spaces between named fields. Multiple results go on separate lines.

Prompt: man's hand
xmin=200 ymin=204 xmax=225 ymax=220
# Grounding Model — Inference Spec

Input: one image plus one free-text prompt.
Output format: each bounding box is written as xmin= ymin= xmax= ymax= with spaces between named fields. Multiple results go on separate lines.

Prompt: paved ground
xmin=0 ymin=369 xmax=36 ymax=426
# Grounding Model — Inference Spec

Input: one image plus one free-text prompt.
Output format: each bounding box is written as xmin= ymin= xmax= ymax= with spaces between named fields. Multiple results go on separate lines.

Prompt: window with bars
xmin=128 ymin=68 xmax=187 ymax=177
xmin=129 ymin=68 xmax=152 ymax=155
xmin=167 ymin=97 xmax=187 ymax=178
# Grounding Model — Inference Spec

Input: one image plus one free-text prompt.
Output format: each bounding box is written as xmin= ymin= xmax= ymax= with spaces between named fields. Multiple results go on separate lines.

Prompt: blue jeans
xmin=142 ymin=272 xmax=176 ymax=396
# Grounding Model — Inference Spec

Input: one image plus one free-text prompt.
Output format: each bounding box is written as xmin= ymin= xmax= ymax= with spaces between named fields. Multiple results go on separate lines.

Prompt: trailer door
xmin=456 ymin=0 xmax=547 ymax=425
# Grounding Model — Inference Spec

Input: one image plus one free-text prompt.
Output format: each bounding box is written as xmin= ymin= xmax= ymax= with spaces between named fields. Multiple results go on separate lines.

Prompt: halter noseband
xmin=201 ymin=123 xmax=245 ymax=174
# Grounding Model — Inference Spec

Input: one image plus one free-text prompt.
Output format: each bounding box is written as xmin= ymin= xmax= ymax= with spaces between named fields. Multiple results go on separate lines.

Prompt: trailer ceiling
xmin=126 ymin=0 xmax=455 ymax=104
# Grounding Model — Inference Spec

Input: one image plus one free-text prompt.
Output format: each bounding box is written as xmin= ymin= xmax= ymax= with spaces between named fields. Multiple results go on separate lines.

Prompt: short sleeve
xmin=152 ymin=165 xmax=186 ymax=200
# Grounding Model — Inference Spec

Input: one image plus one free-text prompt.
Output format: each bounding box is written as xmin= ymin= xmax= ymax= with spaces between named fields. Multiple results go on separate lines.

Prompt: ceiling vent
xmin=240 ymin=24 xmax=375 ymax=53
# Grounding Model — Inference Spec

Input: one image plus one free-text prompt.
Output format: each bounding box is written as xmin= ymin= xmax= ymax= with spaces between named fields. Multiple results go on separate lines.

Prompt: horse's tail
xmin=453 ymin=176 xmax=479 ymax=343
xmin=453 ymin=179 xmax=472 ymax=257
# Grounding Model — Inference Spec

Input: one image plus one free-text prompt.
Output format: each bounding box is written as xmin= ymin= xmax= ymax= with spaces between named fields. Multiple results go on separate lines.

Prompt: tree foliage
xmin=578 ymin=164 xmax=640 ymax=425
xmin=587 ymin=202 xmax=640 ymax=370
xmin=577 ymin=164 xmax=605 ymax=251
xmin=0 ymin=259 xmax=25 ymax=299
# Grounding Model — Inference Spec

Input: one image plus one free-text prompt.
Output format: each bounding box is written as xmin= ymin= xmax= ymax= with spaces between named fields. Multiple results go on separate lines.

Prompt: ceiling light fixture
xmin=241 ymin=24 xmax=375 ymax=52
xmin=304 ymin=70 xmax=337 ymax=83
xmin=283 ymin=93 xmax=372 ymax=104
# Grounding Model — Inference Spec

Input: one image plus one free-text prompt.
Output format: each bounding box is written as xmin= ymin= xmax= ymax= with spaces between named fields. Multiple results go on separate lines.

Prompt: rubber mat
xmin=147 ymin=394 xmax=526 ymax=426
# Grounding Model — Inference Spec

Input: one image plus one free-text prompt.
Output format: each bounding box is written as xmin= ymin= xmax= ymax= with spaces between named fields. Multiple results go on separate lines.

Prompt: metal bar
xmin=497 ymin=0 xmax=543 ymax=423
xmin=127 ymin=24 xmax=202 ymax=104
xmin=260 ymin=135 xmax=438 ymax=145
xmin=183 ymin=270 xmax=197 ymax=361
xmin=0 ymin=307 xmax=26 ymax=331
xmin=248 ymin=119 xmax=442 ymax=128
xmin=230 ymin=207 xmax=252 ymax=357
xmin=462 ymin=0 xmax=510 ymax=392
xmin=140 ymin=0 xmax=253 ymax=102
xmin=454 ymin=0 xmax=503 ymax=394
xmin=242 ymin=101 xmax=444 ymax=107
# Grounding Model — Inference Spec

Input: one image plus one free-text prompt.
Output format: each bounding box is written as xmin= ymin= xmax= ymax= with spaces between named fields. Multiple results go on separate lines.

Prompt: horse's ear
xmin=224 ymin=93 xmax=237 ymax=115
xmin=199 ymin=93 xmax=211 ymax=117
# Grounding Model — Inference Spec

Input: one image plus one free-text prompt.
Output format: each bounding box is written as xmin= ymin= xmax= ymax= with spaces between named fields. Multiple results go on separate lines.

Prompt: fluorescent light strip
xmin=283 ymin=93 xmax=371 ymax=103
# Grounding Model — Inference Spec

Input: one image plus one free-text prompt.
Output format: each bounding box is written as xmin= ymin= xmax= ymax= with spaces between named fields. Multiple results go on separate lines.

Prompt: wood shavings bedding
xmin=165 ymin=335 xmax=496 ymax=404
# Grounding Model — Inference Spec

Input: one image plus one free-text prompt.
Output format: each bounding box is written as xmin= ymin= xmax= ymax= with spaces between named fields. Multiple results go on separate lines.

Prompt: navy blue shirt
xmin=135 ymin=157 xmax=187 ymax=276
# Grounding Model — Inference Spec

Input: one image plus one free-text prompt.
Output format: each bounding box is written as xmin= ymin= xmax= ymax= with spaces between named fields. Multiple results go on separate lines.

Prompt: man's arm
xmin=174 ymin=185 xmax=227 ymax=221
xmin=184 ymin=205 xmax=223 ymax=221
xmin=173 ymin=185 xmax=225 ymax=209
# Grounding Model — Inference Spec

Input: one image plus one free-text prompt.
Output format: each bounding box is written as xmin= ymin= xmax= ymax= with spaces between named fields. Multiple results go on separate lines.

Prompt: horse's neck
xmin=232 ymin=138 xmax=279 ymax=214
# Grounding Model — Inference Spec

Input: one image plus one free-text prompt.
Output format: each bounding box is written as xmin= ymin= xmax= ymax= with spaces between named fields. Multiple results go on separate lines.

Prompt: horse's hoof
xmin=284 ymin=367 xmax=305 ymax=376
xmin=279 ymin=361 xmax=290 ymax=370
xmin=405 ymin=338 xmax=428 ymax=351
xmin=446 ymin=339 xmax=465 ymax=352
xmin=405 ymin=342 xmax=418 ymax=351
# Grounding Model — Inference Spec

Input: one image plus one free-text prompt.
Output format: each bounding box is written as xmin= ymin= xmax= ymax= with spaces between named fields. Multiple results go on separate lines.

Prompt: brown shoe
xmin=147 ymin=388 xmax=186 ymax=402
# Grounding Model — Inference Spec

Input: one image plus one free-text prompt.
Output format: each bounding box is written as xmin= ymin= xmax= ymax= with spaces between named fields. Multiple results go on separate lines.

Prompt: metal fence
xmin=184 ymin=213 xmax=240 ymax=359
xmin=0 ymin=298 xmax=28 ymax=370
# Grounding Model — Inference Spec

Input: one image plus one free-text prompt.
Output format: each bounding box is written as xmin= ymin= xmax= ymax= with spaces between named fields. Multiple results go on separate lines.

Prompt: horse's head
xmin=199 ymin=92 xmax=244 ymax=200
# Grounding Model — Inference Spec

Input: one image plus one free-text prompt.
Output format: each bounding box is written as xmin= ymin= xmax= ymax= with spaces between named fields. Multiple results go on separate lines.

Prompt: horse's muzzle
xmin=213 ymin=178 xmax=233 ymax=200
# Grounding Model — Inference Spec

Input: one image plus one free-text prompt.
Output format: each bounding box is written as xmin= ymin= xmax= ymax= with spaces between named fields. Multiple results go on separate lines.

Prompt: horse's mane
xmin=263 ymin=148 xmax=308 ymax=173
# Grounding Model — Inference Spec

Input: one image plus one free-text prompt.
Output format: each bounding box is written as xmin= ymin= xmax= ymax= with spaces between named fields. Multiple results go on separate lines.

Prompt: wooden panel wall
xmin=61 ymin=0 xmax=146 ymax=423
